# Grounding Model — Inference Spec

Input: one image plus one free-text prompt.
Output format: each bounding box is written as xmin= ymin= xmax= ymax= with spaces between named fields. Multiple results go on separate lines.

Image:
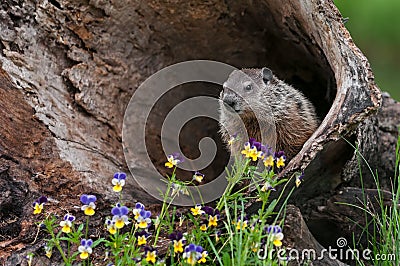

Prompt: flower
xmin=171 ymin=183 xmax=189 ymax=197
xmin=44 ymin=244 xmax=52 ymax=258
xmin=165 ymin=152 xmax=184 ymax=168
xmin=190 ymin=204 xmax=205 ymax=216
xmin=267 ymin=225 xmax=284 ymax=247
xmin=135 ymin=230 xmax=150 ymax=246
xmin=183 ymin=244 xmax=203 ymax=265
xmin=262 ymin=146 xmax=275 ymax=168
xmin=60 ymin=214 xmax=75 ymax=233
xmin=132 ymin=202 xmax=145 ymax=220
xmin=144 ymin=246 xmax=157 ymax=264
xmin=295 ymin=172 xmax=305 ymax=187
xmin=33 ymin=196 xmax=47 ymax=215
xmin=193 ymin=171 xmax=205 ymax=183
xmin=208 ymin=215 xmax=218 ymax=227
xmin=227 ymin=133 xmax=238 ymax=146
xmin=78 ymin=239 xmax=93 ymax=259
xmin=241 ymin=138 xmax=263 ymax=161
xmin=169 ymin=232 xmax=186 ymax=254
xmin=215 ymin=231 xmax=221 ymax=242
xmin=200 ymin=224 xmax=207 ymax=231
xmin=105 ymin=218 xmax=117 ymax=234
xmin=80 ymin=194 xmax=97 ymax=216
xmin=261 ymin=182 xmax=276 ymax=192
xmin=112 ymin=172 xmax=126 ymax=192
xmin=137 ymin=209 xmax=152 ymax=229
xmin=236 ymin=220 xmax=248 ymax=230
xmin=111 ymin=205 xmax=130 ymax=229
xmin=198 ymin=251 xmax=208 ymax=263
xmin=235 ymin=216 xmax=249 ymax=230
xmin=275 ymin=151 xmax=286 ymax=168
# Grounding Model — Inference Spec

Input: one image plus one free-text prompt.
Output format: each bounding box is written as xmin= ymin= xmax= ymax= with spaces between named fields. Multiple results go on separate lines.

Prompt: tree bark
xmin=0 ymin=0 xmax=397 ymax=264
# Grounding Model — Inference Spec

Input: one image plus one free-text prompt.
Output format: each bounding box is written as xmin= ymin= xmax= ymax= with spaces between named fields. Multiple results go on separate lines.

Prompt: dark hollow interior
xmin=142 ymin=0 xmax=337 ymax=182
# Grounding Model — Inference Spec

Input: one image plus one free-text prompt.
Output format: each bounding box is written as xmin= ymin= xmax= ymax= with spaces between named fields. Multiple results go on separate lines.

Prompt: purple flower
xmin=168 ymin=231 xmax=184 ymax=241
xmin=33 ymin=196 xmax=48 ymax=214
xmin=80 ymin=194 xmax=97 ymax=205
xmin=111 ymin=205 xmax=130 ymax=229
xmin=183 ymin=244 xmax=203 ymax=263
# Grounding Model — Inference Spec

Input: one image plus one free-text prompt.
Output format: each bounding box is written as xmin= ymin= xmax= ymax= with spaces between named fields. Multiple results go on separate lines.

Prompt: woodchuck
xmin=219 ymin=67 xmax=319 ymax=159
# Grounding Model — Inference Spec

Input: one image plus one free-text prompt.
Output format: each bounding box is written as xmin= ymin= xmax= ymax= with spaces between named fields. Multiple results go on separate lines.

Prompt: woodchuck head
xmin=219 ymin=67 xmax=318 ymax=158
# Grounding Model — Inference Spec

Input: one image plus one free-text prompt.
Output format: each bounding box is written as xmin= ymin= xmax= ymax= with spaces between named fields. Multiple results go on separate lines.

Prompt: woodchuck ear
xmin=262 ymin=67 xmax=273 ymax=84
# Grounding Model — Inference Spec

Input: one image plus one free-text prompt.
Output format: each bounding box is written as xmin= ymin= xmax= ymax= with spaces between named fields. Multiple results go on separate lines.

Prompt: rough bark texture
xmin=0 ymin=0 xmax=398 ymax=265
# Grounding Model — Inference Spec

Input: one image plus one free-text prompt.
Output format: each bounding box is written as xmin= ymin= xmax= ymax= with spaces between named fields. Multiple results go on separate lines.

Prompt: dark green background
xmin=335 ymin=0 xmax=400 ymax=100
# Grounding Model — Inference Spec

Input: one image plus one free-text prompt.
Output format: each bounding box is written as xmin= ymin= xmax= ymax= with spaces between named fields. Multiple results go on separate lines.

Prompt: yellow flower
xmin=138 ymin=235 xmax=147 ymax=246
xmin=208 ymin=215 xmax=218 ymax=227
xmin=190 ymin=205 xmax=204 ymax=216
xmin=198 ymin=251 xmax=208 ymax=263
xmin=236 ymin=220 xmax=248 ymax=230
xmin=165 ymin=153 xmax=183 ymax=168
xmin=109 ymin=226 xmax=117 ymax=234
xmin=276 ymin=156 xmax=286 ymax=168
xmin=82 ymin=203 xmax=96 ymax=216
xmin=33 ymin=203 xmax=44 ymax=215
xmin=174 ymin=240 xmax=184 ymax=253
xmin=193 ymin=171 xmax=204 ymax=183
xmin=248 ymin=147 xmax=262 ymax=161
xmin=263 ymin=155 xmax=274 ymax=168
xmin=241 ymin=142 xmax=251 ymax=156
xmin=145 ymin=251 xmax=157 ymax=263
xmin=60 ymin=221 xmax=72 ymax=233
xmin=273 ymin=233 xmax=284 ymax=247
xmin=200 ymin=224 xmax=207 ymax=231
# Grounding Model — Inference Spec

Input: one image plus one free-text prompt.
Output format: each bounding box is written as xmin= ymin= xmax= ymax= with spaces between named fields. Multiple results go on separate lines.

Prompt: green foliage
xmin=335 ymin=0 xmax=400 ymax=100
xmin=31 ymin=141 xmax=298 ymax=265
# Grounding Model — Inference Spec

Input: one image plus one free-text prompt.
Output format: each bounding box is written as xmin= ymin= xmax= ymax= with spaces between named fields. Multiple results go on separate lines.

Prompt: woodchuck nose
xmin=219 ymin=67 xmax=319 ymax=159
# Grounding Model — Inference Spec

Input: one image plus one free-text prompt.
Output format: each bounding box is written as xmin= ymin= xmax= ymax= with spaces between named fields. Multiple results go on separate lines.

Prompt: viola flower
xmin=208 ymin=215 xmax=218 ymax=227
xmin=227 ymin=133 xmax=238 ymax=146
xmin=169 ymin=232 xmax=186 ymax=254
xmin=135 ymin=230 xmax=150 ymax=246
xmin=111 ymin=205 xmax=130 ymax=229
xmin=171 ymin=183 xmax=189 ymax=197
xmin=190 ymin=204 xmax=205 ymax=216
xmin=132 ymin=202 xmax=145 ymax=220
xmin=165 ymin=152 xmax=184 ymax=168
xmin=275 ymin=151 xmax=286 ymax=168
xmin=261 ymin=182 xmax=276 ymax=192
xmin=262 ymin=146 xmax=275 ymax=168
xmin=198 ymin=251 xmax=208 ymax=263
xmin=44 ymin=244 xmax=52 ymax=258
xmin=215 ymin=231 xmax=221 ymax=242
xmin=144 ymin=246 xmax=157 ymax=264
xmin=112 ymin=172 xmax=126 ymax=192
xmin=235 ymin=216 xmax=248 ymax=230
xmin=295 ymin=172 xmax=305 ymax=187
xmin=183 ymin=244 xmax=203 ymax=265
xmin=137 ymin=209 xmax=152 ymax=229
xmin=33 ymin=196 xmax=47 ymax=215
xmin=267 ymin=225 xmax=284 ymax=247
xmin=60 ymin=214 xmax=75 ymax=233
xmin=241 ymin=138 xmax=263 ymax=161
xmin=78 ymin=238 xmax=93 ymax=259
xmin=80 ymin=194 xmax=97 ymax=216
xmin=193 ymin=171 xmax=205 ymax=183
xmin=200 ymin=223 xmax=207 ymax=231
xmin=105 ymin=218 xmax=117 ymax=234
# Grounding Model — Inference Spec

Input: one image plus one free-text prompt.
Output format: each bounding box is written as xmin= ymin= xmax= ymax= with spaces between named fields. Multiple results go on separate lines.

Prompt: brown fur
xmin=219 ymin=68 xmax=319 ymax=159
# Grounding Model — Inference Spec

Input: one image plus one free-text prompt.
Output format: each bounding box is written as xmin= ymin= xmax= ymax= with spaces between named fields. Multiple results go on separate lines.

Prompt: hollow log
xmin=0 ymin=0 xmax=398 ymax=264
